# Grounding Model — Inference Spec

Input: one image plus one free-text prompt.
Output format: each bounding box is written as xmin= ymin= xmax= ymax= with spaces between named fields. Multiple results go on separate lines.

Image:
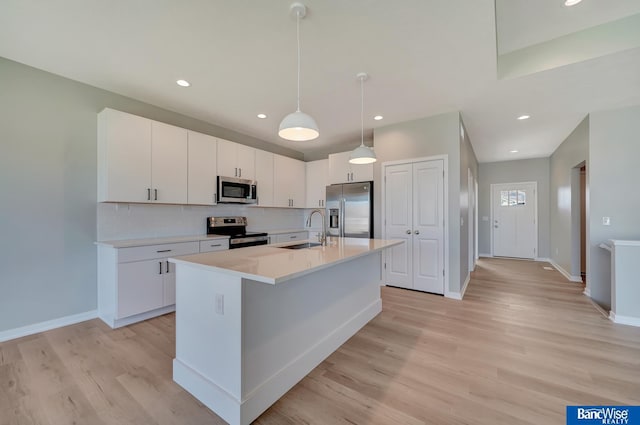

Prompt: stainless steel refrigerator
xmin=325 ymin=182 xmax=373 ymax=238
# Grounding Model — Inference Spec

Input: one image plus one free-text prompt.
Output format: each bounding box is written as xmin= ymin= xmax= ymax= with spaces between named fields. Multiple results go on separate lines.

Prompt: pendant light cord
xmin=296 ymin=10 xmax=301 ymax=112
xmin=360 ymin=76 xmax=365 ymax=147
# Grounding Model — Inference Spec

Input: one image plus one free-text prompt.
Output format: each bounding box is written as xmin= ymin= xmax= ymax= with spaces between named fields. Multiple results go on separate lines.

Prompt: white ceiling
xmin=1 ymin=0 xmax=639 ymax=163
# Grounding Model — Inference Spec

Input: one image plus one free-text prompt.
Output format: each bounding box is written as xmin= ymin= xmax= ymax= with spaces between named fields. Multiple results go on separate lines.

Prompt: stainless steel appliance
xmin=217 ymin=176 xmax=257 ymax=204
xmin=206 ymin=216 xmax=269 ymax=249
xmin=325 ymin=182 xmax=373 ymax=238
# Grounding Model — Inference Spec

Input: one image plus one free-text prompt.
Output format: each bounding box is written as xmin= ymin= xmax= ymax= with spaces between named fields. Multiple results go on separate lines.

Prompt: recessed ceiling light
xmin=510 ymin=150 xmax=519 ymax=153
xmin=374 ymin=115 xmax=383 ymax=121
xmin=564 ymin=0 xmax=583 ymax=6
xmin=257 ymin=114 xmax=267 ymax=119
xmin=176 ymin=79 xmax=190 ymax=87
xmin=517 ymin=115 xmax=530 ymax=120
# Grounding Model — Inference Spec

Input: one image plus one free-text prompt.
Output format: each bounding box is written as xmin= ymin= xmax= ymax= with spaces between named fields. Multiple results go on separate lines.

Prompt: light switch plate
xmin=602 ymin=217 xmax=611 ymax=226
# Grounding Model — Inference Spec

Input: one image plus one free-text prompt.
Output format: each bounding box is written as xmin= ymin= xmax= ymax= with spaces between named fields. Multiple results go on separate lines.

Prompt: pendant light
xmin=349 ymin=72 xmax=377 ymax=164
xmin=279 ymin=3 xmax=319 ymax=141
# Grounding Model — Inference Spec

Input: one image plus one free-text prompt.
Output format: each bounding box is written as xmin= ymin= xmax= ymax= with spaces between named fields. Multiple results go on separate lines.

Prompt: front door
xmin=492 ymin=182 xmax=537 ymax=259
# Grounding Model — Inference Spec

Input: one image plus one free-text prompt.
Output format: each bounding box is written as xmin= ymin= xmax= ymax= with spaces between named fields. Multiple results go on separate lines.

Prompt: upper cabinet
xmin=98 ymin=108 xmax=187 ymax=204
xmin=328 ymin=151 xmax=374 ymax=184
xmin=274 ymin=154 xmax=306 ymax=208
xmin=305 ymin=159 xmax=328 ymax=208
xmin=217 ymin=138 xmax=255 ymax=180
xmin=187 ymin=131 xmax=217 ymax=206
xmin=255 ymin=149 xmax=274 ymax=207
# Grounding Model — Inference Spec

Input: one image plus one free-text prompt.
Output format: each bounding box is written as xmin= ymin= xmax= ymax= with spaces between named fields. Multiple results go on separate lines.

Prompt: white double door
xmin=384 ymin=159 xmax=445 ymax=294
xmin=491 ymin=182 xmax=537 ymax=259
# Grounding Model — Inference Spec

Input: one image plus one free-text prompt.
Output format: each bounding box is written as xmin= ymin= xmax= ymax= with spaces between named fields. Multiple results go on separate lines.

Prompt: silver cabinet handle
xmin=166 ymin=260 xmax=170 ymax=273
xmin=147 ymin=188 xmax=151 ymax=200
xmin=159 ymin=261 xmax=163 ymax=275
xmin=350 ymin=172 xmax=354 ymax=181
xmin=213 ymin=193 xmax=217 ymax=203
xmin=239 ymin=168 xmax=242 ymax=177
xmin=210 ymin=244 xmax=222 ymax=247
xmin=414 ymin=230 xmax=420 ymax=235
xmin=154 ymin=189 xmax=158 ymax=201
xmin=406 ymin=230 xmax=411 ymax=234
xmin=235 ymin=167 xmax=238 ymax=177
xmin=291 ymin=235 xmax=297 ymax=239
xmin=156 ymin=249 xmax=171 ymax=253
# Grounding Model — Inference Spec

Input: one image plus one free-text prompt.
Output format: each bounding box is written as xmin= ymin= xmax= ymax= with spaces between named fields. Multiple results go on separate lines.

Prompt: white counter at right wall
xmin=601 ymin=240 xmax=640 ymax=327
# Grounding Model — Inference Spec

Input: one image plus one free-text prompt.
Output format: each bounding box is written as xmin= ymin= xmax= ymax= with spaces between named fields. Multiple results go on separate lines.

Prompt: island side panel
xmin=173 ymin=264 xmax=243 ymax=425
xmin=240 ymin=251 xmax=383 ymax=423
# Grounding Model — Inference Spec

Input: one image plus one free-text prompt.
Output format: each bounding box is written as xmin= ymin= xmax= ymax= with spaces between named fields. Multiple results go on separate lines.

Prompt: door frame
xmin=381 ymin=154 xmax=449 ymax=296
xmin=490 ymin=181 xmax=538 ymax=258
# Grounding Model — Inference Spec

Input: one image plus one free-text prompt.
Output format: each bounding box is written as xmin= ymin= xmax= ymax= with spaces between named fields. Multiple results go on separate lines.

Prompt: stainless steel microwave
xmin=217 ymin=176 xmax=257 ymax=204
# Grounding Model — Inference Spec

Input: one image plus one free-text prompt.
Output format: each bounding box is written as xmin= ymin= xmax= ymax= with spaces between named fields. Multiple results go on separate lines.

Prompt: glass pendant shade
xmin=278 ymin=110 xmax=319 ymax=141
xmin=349 ymin=144 xmax=376 ymax=164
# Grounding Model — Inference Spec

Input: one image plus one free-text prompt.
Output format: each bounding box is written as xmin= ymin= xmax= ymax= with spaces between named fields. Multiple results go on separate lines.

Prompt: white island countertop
xmin=170 ymin=237 xmax=402 ymax=284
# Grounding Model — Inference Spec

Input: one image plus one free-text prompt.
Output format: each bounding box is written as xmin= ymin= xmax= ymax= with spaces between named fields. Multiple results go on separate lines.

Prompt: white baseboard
xmin=99 ymin=305 xmax=175 ymax=329
xmin=583 ymin=287 xmax=591 ymax=296
xmin=609 ymin=312 xmax=640 ymax=327
xmin=478 ymin=253 xmax=492 ymax=258
xmin=548 ymin=259 xmax=583 ymax=283
xmin=535 ymin=257 xmax=551 ymax=263
xmin=445 ymin=273 xmax=469 ymax=300
xmin=0 ymin=310 xmax=98 ymax=343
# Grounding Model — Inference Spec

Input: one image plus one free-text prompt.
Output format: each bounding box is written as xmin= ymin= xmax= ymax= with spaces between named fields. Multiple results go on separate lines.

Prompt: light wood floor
xmin=2 ymin=258 xmax=639 ymax=425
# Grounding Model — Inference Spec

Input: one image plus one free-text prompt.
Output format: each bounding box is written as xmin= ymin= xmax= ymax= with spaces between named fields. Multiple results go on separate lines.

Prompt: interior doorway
xmin=580 ymin=165 xmax=587 ymax=282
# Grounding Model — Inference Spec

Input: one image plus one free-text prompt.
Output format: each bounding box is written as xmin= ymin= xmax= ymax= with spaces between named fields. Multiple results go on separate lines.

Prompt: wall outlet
xmin=602 ymin=217 xmax=611 ymax=226
xmin=215 ymin=294 xmax=224 ymax=315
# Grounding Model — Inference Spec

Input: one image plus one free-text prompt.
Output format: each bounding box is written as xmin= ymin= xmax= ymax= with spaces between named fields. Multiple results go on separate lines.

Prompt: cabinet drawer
xmin=118 ymin=241 xmax=199 ymax=263
xmin=199 ymin=239 xmax=230 ymax=253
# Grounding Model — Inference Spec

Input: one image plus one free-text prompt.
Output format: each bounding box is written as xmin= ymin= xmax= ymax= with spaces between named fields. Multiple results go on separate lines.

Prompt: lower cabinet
xmin=98 ymin=239 xmax=227 ymax=328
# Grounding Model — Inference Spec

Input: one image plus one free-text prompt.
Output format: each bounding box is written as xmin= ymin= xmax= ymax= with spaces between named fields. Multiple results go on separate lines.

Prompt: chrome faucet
xmin=306 ymin=209 xmax=327 ymax=246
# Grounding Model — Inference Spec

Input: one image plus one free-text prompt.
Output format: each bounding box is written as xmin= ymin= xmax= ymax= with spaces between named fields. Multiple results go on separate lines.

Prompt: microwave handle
xmin=251 ymin=184 xmax=257 ymax=200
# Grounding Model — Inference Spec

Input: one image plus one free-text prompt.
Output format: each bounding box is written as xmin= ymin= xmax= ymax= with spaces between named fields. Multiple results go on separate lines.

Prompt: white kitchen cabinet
xmin=187 ymin=131 xmax=217 ymax=205
xmin=273 ymin=231 xmax=308 ymax=243
xmin=217 ymin=138 xmax=256 ymax=180
xmin=305 ymin=159 xmax=328 ymax=208
xmin=328 ymin=151 xmax=374 ymax=184
xmin=255 ymin=149 xmax=275 ymax=207
xmin=274 ymin=154 xmax=306 ymax=208
xmin=97 ymin=108 xmax=188 ymax=204
xmin=98 ymin=241 xmax=200 ymax=328
xmin=151 ymin=121 xmax=188 ymax=204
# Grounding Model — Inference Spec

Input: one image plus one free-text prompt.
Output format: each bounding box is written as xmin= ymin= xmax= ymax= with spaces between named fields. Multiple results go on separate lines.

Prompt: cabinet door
xmin=328 ymin=151 xmax=352 ymax=184
xmin=273 ymin=154 xmax=294 ymax=207
xmin=351 ymin=160 xmax=374 ymax=182
xmin=163 ymin=259 xmax=176 ymax=306
xmin=117 ymin=259 xmax=164 ymax=319
xmin=236 ymin=144 xmax=256 ymax=180
xmin=255 ymin=150 xmax=274 ymax=206
xmin=151 ymin=121 xmax=188 ymax=204
xmin=98 ymin=108 xmax=152 ymax=203
xmin=290 ymin=158 xmax=306 ymax=207
xmin=217 ymin=138 xmax=238 ymax=177
xmin=305 ymin=159 xmax=328 ymax=208
xmin=187 ymin=131 xmax=217 ymax=205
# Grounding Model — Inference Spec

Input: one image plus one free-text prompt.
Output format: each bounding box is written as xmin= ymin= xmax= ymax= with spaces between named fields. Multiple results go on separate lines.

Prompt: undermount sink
xmin=280 ymin=242 xmax=322 ymax=250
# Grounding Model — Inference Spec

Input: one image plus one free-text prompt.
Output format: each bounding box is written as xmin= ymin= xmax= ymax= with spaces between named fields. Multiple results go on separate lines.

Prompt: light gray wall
xmin=373 ymin=111 xmax=462 ymax=293
xmin=478 ymin=158 xmax=550 ymax=257
xmin=549 ymin=116 xmax=588 ymax=277
xmin=0 ymin=56 xmax=303 ymax=333
xmin=588 ymin=104 xmax=640 ymax=310
xmin=459 ymin=121 xmax=479 ymax=289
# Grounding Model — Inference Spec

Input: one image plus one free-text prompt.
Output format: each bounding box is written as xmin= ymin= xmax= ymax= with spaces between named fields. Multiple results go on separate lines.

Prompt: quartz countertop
xmin=96 ymin=234 xmax=229 ymax=248
xmin=170 ymin=237 xmax=403 ymax=284
xmin=250 ymin=228 xmax=308 ymax=235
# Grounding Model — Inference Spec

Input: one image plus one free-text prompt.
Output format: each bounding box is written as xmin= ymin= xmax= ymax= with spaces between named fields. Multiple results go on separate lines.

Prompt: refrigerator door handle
xmin=340 ymin=198 xmax=345 ymax=238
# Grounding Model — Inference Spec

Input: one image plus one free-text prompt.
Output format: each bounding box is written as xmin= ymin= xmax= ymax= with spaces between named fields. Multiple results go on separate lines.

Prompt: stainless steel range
xmin=206 ymin=216 xmax=269 ymax=249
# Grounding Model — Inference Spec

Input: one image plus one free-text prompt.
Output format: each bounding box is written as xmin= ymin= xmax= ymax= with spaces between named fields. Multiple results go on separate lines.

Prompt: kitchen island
xmin=169 ymin=237 xmax=402 ymax=425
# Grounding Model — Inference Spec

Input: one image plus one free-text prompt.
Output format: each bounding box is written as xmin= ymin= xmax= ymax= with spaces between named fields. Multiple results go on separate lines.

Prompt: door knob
xmin=414 ymin=230 xmax=420 ymax=235
xmin=406 ymin=230 xmax=411 ymax=234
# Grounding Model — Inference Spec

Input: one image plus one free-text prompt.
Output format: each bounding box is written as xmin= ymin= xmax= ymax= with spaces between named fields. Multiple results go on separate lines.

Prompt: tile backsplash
xmin=97 ymin=203 xmax=307 ymax=241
